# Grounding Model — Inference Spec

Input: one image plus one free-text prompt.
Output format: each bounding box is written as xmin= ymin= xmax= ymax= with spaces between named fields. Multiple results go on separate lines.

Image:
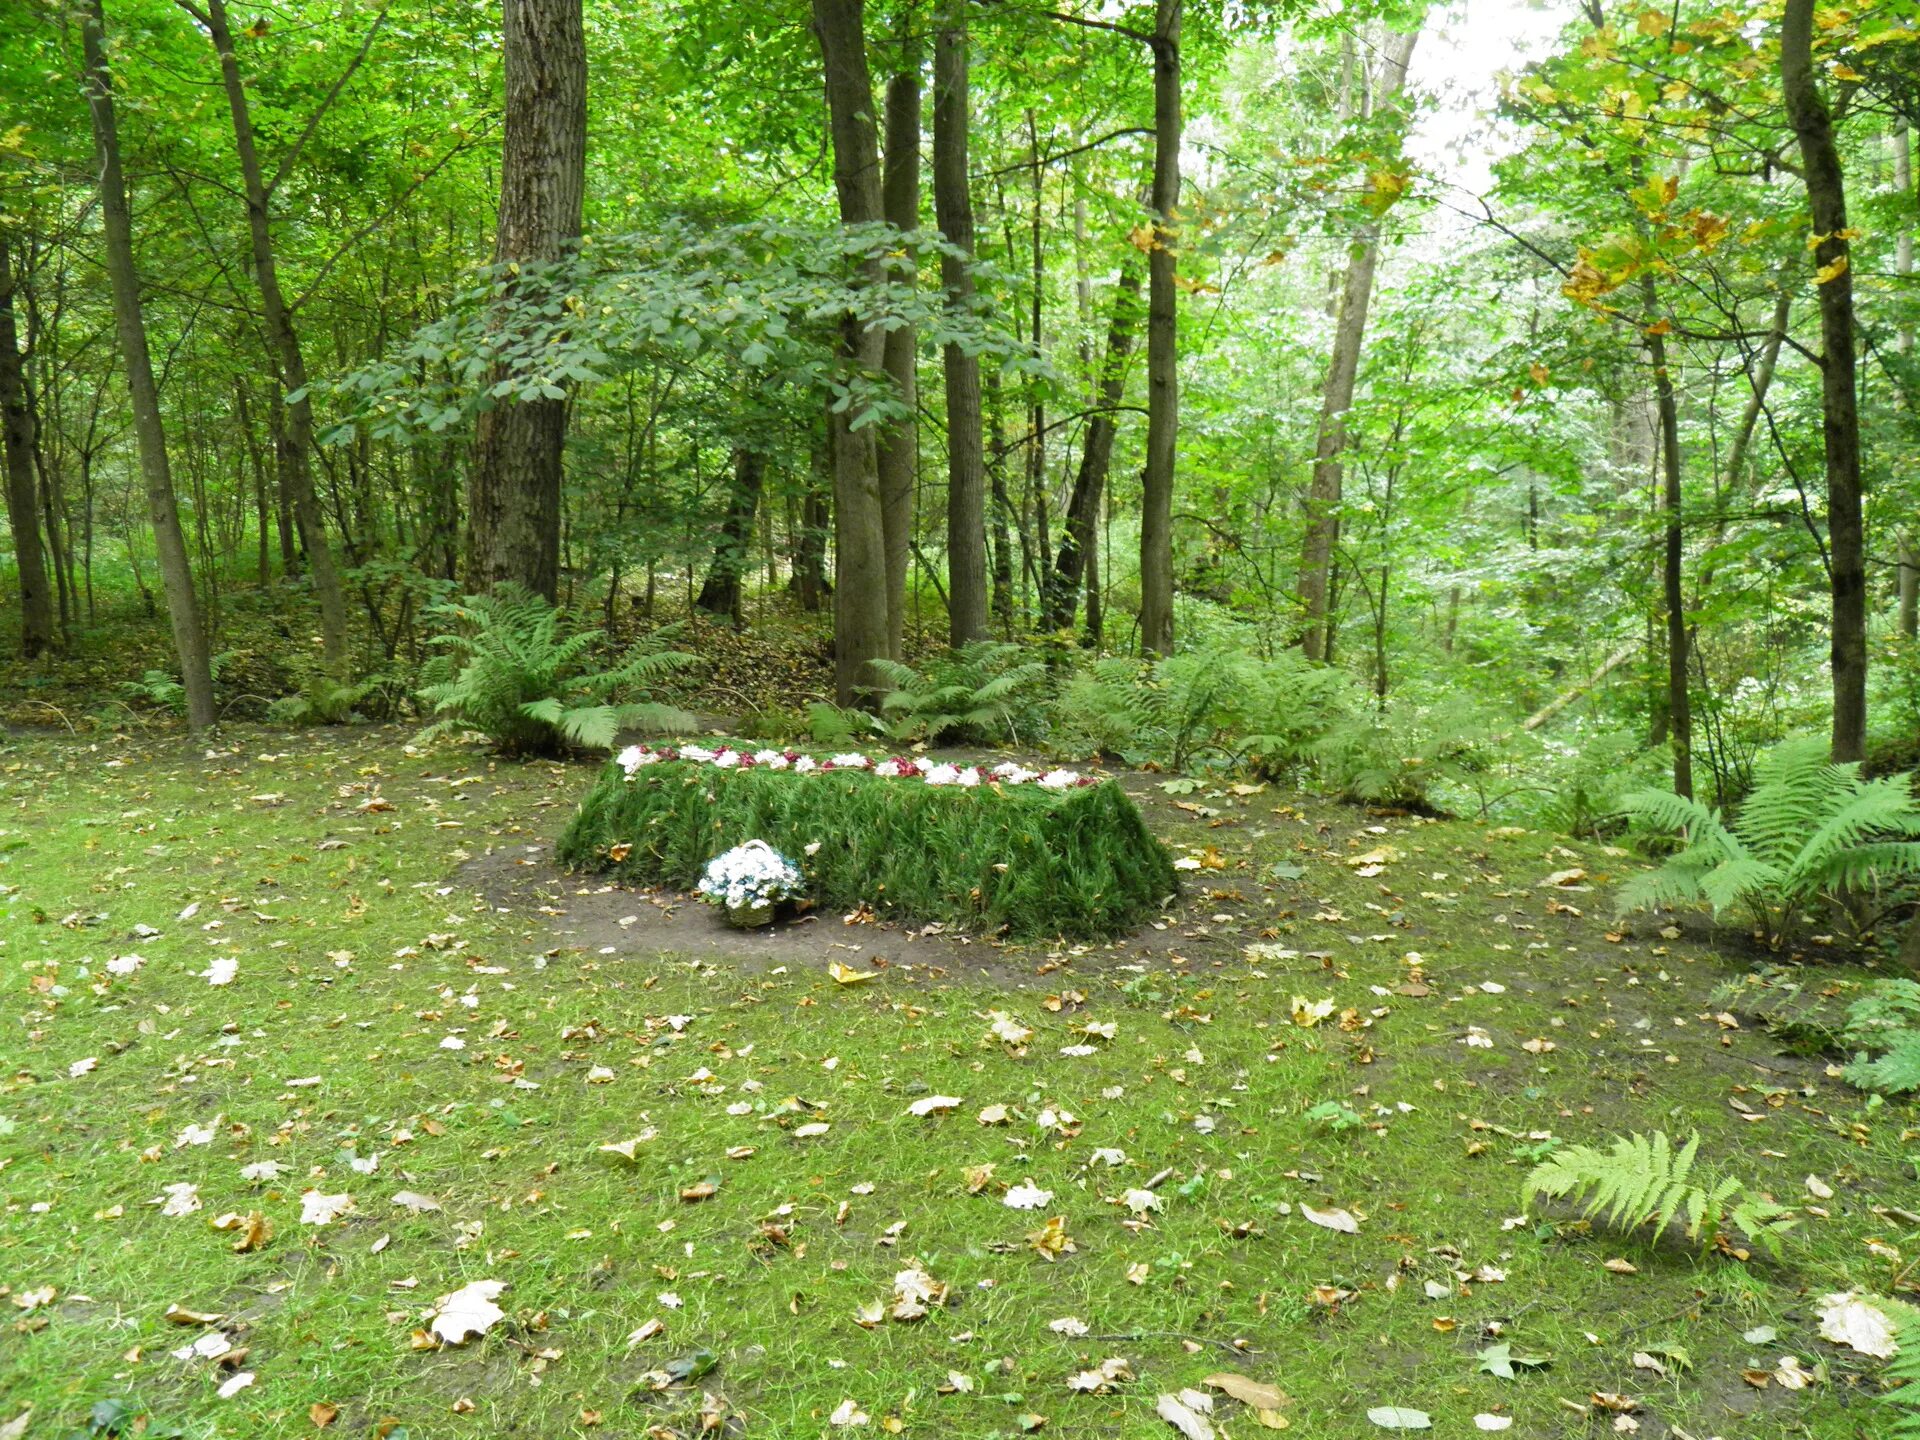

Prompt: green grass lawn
xmin=2 ymin=727 xmax=1913 ymax=1438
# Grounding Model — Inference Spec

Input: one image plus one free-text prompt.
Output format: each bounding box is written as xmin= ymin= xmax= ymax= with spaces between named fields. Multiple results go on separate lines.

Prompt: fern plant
xmin=1885 ymin=1301 xmax=1920 ymax=1438
xmin=1841 ymin=979 xmax=1920 ymax=1095
xmin=269 ymin=670 xmax=406 ymax=726
xmin=1521 ymin=1130 xmax=1794 ymax=1257
xmin=416 ymin=584 xmax=695 ymax=756
xmin=1616 ymin=736 xmax=1920 ymax=942
xmin=1313 ymin=697 xmax=1493 ymax=812
xmin=872 ymin=641 xmax=1049 ymax=745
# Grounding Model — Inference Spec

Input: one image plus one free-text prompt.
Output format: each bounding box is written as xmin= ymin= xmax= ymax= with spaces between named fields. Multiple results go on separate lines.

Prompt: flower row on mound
xmin=615 ymin=743 xmax=1096 ymax=790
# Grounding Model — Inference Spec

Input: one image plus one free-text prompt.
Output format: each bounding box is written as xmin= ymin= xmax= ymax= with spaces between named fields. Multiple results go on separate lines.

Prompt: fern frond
xmin=1521 ymin=1130 xmax=1792 ymax=1255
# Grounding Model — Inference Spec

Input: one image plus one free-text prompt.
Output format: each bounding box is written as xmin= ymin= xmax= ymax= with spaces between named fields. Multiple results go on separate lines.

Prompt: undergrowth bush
xmin=1616 ymin=736 xmax=1920 ymax=942
xmin=1047 ymin=642 xmax=1353 ymax=776
xmin=1841 ymin=979 xmax=1920 ymax=1095
xmin=873 ymin=641 xmax=1049 ymax=745
xmin=1316 ymin=697 xmax=1496 ymax=812
xmin=557 ymin=758 xmax=1178 ymax=939
xmin=417 ymin=584 xmax=695 ymax=756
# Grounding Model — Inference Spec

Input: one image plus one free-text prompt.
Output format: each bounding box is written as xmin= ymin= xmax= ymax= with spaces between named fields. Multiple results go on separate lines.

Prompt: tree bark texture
xmin=1782 ymin=0 xmax=1866 ymax=763
xmin=466 ymin=0 xmax=586 ymax=602
xmin=0 ymin=240 xmax=54 ymax=659
xmin=1297 ymin=25 xmax=1418 ymax=662
xmin=82 ymin=0 xmax=216 ymax=729
xmin=1137 ymin=0 xmax=1180 ymax=658
xmin=200 ymin=0 xmax=350 ymax=665
xmin=932 ymin=8 xmax=987 ymax=646
xmin=879 ymin=21 xmax=920 ymax=659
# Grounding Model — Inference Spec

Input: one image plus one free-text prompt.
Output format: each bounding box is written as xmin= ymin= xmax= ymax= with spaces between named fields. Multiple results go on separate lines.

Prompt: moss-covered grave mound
xmin=556 ymin=755 xmax=1178 ymax=940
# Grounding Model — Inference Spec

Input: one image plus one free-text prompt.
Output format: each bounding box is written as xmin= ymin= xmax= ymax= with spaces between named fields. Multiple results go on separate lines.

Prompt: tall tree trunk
xmin=81 ymin=0 xmax=215 ymax=729
xmin=879 ymin=17 xmax=920 ymax=659
xmin=195 ymin=0 xmax=350 ymax=665
xmin=986 ymin=369 xmax=1014 ymax=630
xmin=1644 ymin=294 xmax=1693 ymax=800
xmin=695 ymin=447 xmax=763 ymax=625
xmin=466 ymin=0 xmax=586 ymax=602
xmin=814 ymin=0 xmax=894 ymax=704
xmin=1045 ymin=268 xmax=1141 ymax=632
xmin=1782 ymin=0 xmax=1866 ymax=763
xmin=1137 ymin=0 xmax=1180 ymax=657
xmin=933 ymin=4 xmax=986 ymax=646
xmin=1894 ymin=121 xmax=1916 ymax=637
xmin=0 ymin=240 xmax=54 ymax=659
xmin=1297 ymin=24 xmax=1419 ymax=662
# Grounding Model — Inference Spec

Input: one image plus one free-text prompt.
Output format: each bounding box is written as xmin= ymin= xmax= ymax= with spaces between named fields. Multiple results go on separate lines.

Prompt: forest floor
xmin=2 ymin=724 xmax=1915 ymax=1439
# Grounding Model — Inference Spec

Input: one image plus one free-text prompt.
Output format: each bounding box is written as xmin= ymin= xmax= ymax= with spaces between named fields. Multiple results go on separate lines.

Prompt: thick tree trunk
xmin=1297 ymin=25 xmax=1418 ymax=662
xmin=466 ymin=0 xmax=586 ymax=602
xmin=1782 ymin=0 xmax=1866 ymax=764
xmin=878 ymin=22 xmax=920 ymax=659
xmin=82 ymin=0 xmax=216 ymax=729
xmin=1137 ymin=0 xmax=1180 ymax=657
xmin=814 ymin=0 xmax=894 ymax=705
xmin=1645 ymin=299 xmax=1693 ymax=800
xmin=0 ymin=240 xmax=54 ymax=659
xmin=198 ymin=0 xmax=350 ymax=666
xmin=1045 ymin=268 xmax=1141 ymax=632
xmin=695 ymin=447 xmax=764 ymax=625
xmin=933 ymin=6 xmax=986 ymax=646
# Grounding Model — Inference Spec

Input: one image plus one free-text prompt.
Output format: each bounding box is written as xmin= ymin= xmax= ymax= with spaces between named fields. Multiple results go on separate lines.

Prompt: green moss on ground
xmin=556 ymin=757 xmax=1179 ymax=939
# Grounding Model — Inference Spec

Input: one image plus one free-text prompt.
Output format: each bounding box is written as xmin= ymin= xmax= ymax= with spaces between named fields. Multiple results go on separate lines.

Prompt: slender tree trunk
xmin=1782 ymin=0 xmax=1866 ymax=764
xmin=466 ymin=0 xmax=586 ymax=602
xmin=878 ymin=17 xmax=920 ymax=659
xmin=1894 ymin=121 xmax=1916 ymax=637
xmin=814 ymin=0 xmax=894 ymax=704
xmin=933 ymin=4 xmax=986 ymax=646
xmin=1644 ymin=295 xmax=1693 ymax=800
xmin=1137 ymin=0 xmax=1180 ymax=657
xmin=695 ymin=447 xmax=763 ymax=625
xmin=82 ymin=0 xmax=215 ymax=728
xmin=1699 ymin=286 xmax=1790 ymax=596
xmin=0 ymin=240 xmax=53 ymax=659
xmin=1297 ymin=25 xmax=1418 ymax=661
xmin=986 ymin=369 xmax=1014 ymax=630
xmin=1046 ymin=268 xmax=1141 ymax=632
xmin=196 ymin=0 xmax=349 ymax=665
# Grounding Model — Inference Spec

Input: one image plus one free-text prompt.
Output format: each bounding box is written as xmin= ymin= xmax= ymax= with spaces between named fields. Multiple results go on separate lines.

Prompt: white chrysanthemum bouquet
xmin=696 ymin=840 xmax=804 ymax=925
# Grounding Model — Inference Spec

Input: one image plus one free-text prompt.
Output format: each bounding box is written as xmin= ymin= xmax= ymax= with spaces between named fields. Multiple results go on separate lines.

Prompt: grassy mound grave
xmin=557 ymin=750 xmax=1178 ymax=939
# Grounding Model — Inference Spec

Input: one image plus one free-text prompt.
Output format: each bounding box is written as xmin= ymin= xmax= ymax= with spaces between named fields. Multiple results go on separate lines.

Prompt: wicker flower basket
xmin=725 ymin=900 xmax=776 ymax=929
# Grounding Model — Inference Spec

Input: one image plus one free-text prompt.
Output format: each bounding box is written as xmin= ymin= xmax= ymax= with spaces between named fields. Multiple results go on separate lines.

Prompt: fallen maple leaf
xmin=428 ymin=1279 xmax=507 ymax=1344
xmin=1301 ymin=1204 xmax=1359 ymax=1234
xmin=1816 ymin=1292 xmax=1898 ymax=1359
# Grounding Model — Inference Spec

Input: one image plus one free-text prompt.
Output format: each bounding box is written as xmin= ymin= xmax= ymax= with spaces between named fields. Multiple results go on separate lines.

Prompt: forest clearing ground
xmin=1 ymin=725 xmax=1912 ymax=1439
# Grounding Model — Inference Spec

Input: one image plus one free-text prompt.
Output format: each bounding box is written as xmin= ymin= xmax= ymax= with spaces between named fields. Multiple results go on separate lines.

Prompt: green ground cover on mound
xmin=556 ymin=759 xmax=1179 ymax=938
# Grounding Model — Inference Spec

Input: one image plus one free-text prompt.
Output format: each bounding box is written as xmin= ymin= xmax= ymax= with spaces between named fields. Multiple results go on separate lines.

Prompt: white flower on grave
xmin=679 ymin=744 xmax=717 ymax=763
xmin=924 ymin=764 xmax=962 ymax=786
xmin=794 ymin=755 xmax=818 ymax=773
xmin=1038 ymin=769 xmax=1081 ymax=791
xmin=991 ymin=762 xmax=1037 ymax=784
xmin=697 ymin=841 xmax=805 ymax=912
xmin=829 ymin=752 xmax=872 ymax=770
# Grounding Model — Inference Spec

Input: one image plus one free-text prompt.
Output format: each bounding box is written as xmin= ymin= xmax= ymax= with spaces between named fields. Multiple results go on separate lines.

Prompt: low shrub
xmin=1615 ymin=735 xmax=1920 ymax=942
xmin=873 ymin=641 xmax=1050 ymax=745
xmin=417 ymin=583 xmax=695 ymax=756
xmin=556 ymin=756 xmax=1178 ymax=940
